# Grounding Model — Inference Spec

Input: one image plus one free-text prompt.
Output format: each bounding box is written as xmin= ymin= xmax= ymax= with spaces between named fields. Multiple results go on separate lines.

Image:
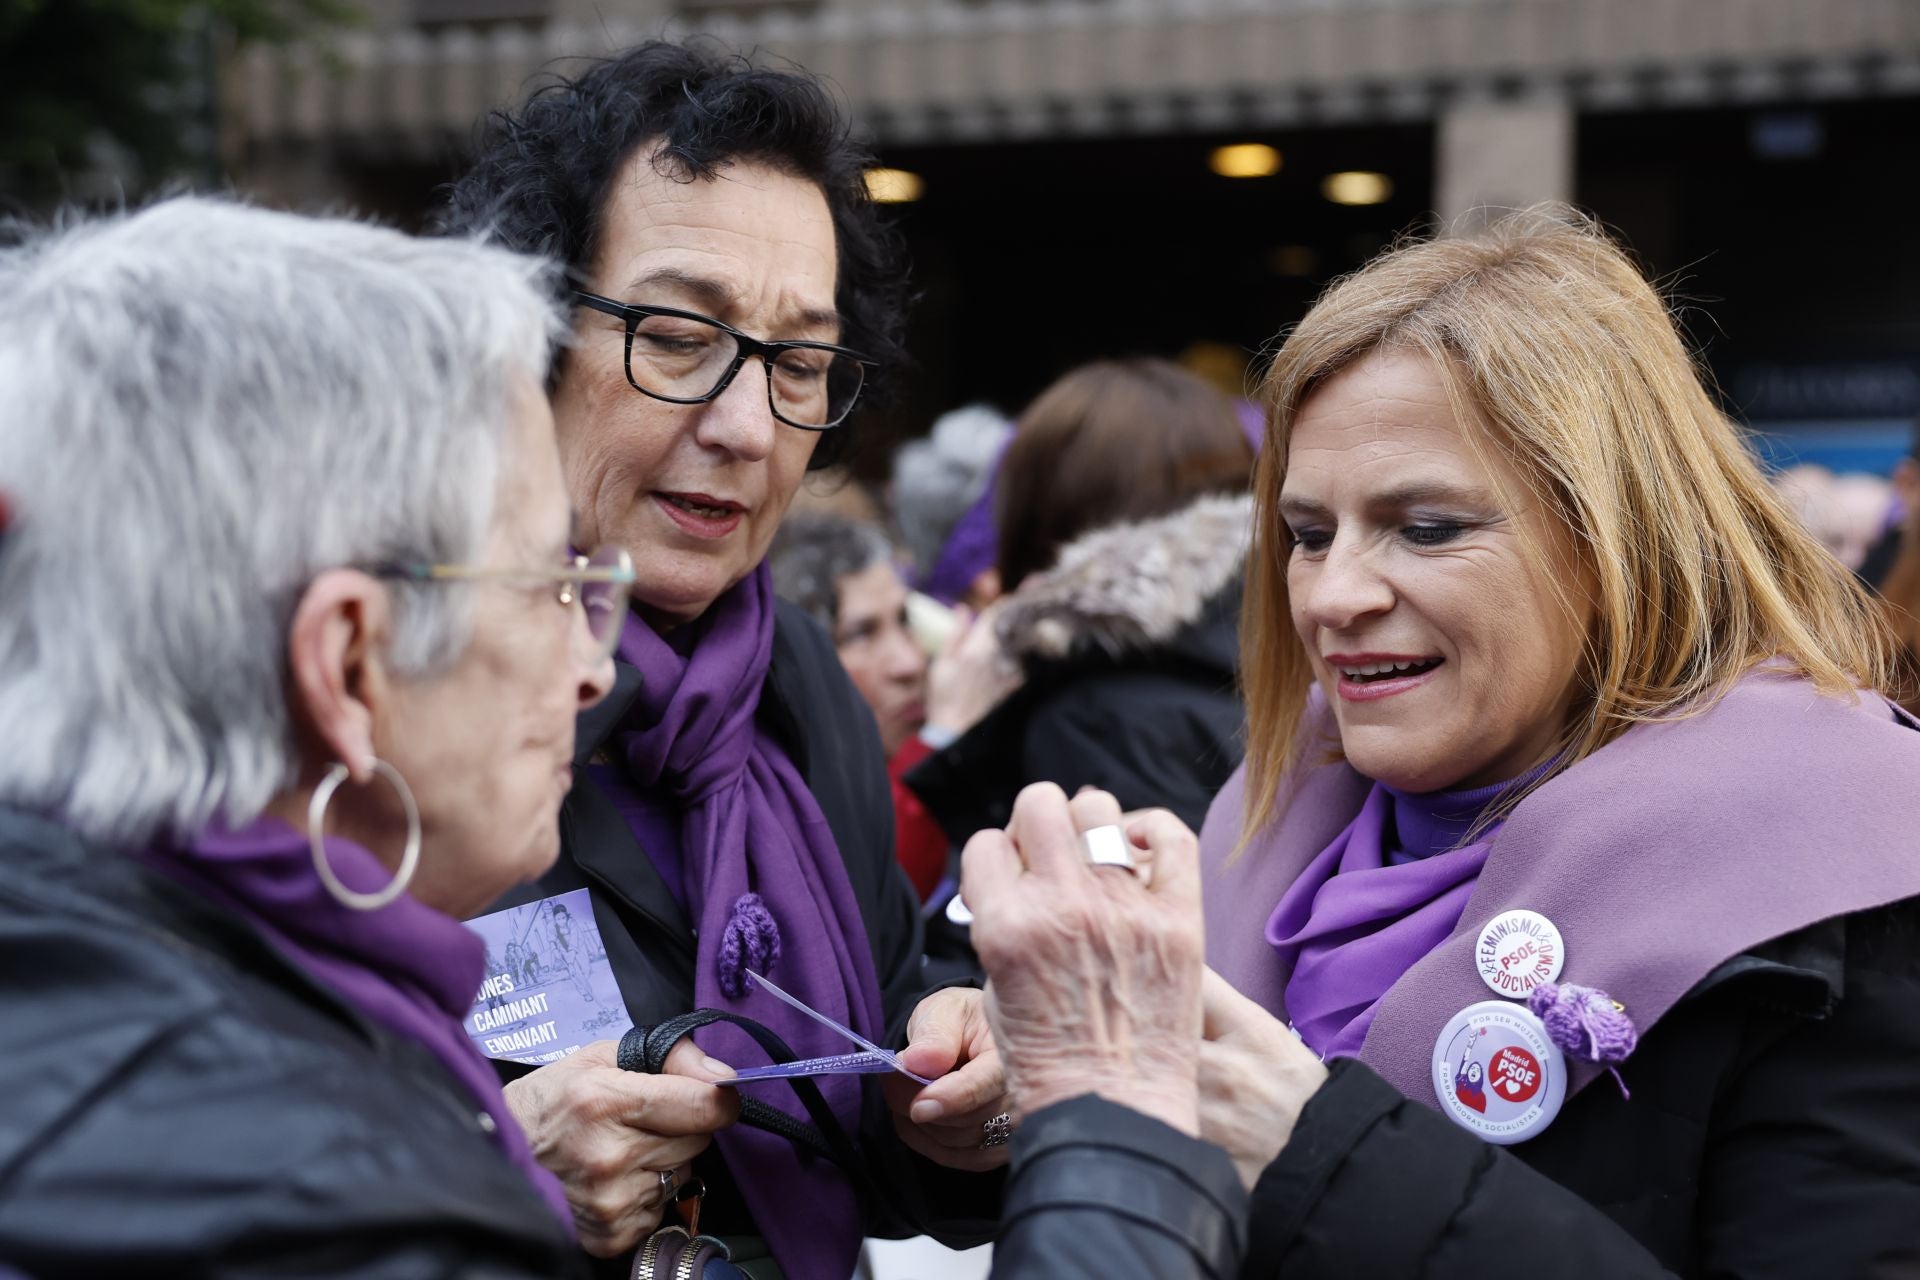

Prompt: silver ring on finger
xmin=980 ymin=1112 xmax=1014 ymax=1148
xmin=658 ymin=1167 xmax=678 ymax=1200
xmin=1080 ymin=824 xmax=1139 ymax=875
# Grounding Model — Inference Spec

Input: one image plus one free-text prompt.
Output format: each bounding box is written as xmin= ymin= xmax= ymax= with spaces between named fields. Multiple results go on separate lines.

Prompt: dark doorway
xmin=1581 ymin=95 xmax=1920 ymax=470
xmin=868 ymin=122 xmax=1435 ymax=474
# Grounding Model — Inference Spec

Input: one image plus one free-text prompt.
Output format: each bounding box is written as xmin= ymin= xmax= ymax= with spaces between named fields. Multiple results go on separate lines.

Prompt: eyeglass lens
xmin=575 ymin=545 xmax=631 ymax=657
xmin=630 ymin=313 xmax=864 ymax=427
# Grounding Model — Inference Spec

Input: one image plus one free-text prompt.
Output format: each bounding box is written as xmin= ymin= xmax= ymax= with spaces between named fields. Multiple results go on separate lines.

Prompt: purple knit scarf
xmin=1265 ymin=778 xmax=1517 ymax=1058
xmin=134 ymin=820 xmax=573 ymax=1228
xmin=615 ymin=561 xmax=883 ymax=1280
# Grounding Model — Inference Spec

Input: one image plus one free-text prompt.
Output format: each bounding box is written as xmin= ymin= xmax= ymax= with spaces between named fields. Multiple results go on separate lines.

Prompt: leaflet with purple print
xmin=464 ymin=888 xmax=632 ymax=1065
xmin=463 ymin=893 xmax=933 ymax=1083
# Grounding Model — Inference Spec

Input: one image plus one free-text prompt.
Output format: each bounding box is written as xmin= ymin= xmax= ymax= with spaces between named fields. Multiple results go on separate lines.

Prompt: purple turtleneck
xmin=1265 ymin=772 xmax=1530 ymax=1059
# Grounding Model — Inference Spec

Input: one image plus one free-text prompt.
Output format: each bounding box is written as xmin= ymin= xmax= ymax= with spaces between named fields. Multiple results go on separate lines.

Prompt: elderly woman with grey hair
xmin=0 ymin=198 xmax=648 ymax=1275
xmin=891 ymin=404 xmax=1013 ymax=609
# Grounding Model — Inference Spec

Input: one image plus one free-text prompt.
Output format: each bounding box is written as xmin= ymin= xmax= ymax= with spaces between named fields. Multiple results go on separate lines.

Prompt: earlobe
xmin=286 ymin=569 xmax=391 ymax=784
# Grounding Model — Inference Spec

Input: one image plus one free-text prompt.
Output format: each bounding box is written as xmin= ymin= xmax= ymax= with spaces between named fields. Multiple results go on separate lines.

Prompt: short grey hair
xmin=890 ymin=403 xmax=1012 ymax=574
xmin=0 ymin=197 xmax=565 ymax=848
xmin=768 ymin=514 xmax=895 ymax=635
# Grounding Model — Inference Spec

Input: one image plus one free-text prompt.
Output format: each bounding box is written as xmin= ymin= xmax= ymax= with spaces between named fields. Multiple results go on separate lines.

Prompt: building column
xmin=1435 ymin=93 xmax=1574 ymax=228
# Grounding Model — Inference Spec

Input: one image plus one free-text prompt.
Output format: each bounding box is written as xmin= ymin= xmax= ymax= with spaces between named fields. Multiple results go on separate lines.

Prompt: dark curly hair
xmin=438 ymin=39 xmax=909 ymax=470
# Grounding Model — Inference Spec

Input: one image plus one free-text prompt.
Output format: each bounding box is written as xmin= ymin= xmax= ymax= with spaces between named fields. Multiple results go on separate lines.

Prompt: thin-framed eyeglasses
xmin=368 ymin=544 xmax=635 ymax=661
xmin=572 ymin=291 xmax=875 ymax=431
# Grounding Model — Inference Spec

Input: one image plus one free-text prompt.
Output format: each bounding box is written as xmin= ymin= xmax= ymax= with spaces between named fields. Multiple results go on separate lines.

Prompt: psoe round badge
xmin=1432 ymin=1000 xmax=1567 ymax=1144
xmin=1474 ymin=908 xmax=1566 ymax=998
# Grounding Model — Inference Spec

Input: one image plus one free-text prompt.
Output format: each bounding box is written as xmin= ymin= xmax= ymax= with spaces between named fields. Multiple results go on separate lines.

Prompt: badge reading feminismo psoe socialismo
xmin=1432 ymin=999 xmax=1567 ymax=1144
xmin=1474 ymin=908 xmax=1566 ymax=998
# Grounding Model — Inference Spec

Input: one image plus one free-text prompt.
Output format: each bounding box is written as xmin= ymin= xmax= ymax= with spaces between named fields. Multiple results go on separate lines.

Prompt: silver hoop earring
xmin=307 ymin=758 xmax=422 ymax=912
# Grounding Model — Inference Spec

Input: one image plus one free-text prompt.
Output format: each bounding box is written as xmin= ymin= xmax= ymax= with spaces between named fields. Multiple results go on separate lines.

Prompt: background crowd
xmin=5 ymin=16 xmax=1920 ymax=1280
xmin=785 ymin=372 xmax=1920 ymax=932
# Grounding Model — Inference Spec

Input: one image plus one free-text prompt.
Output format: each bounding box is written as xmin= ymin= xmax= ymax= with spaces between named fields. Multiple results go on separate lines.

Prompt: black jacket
xmin=1859 ymin=523 xmax=1903 ymax=589
xmin=1245 ymin=897 xmax=1920 ymax=1278
xmin=486 ymin=599 xmax=1000 ymax=1260
xmin=994 ymin=1096 xmax=1247 ymax=1280
xmin=0 ymin=808 xmax=580 ymax=1280
xmin=909 ymin=495 xmax=1250 ymax=841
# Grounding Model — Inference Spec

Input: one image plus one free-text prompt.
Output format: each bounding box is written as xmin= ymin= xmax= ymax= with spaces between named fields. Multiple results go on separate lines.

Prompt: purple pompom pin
xmin=1527 ymin=981 xmax=1638 ymax=1097
xmin=717 ymin=892 xmax=781 ymax=1000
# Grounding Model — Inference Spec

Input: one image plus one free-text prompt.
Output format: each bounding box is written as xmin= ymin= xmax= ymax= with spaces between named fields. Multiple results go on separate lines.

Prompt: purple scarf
xmin=1266 ymin=777 xmax=1514 ymax=1058
xmin=917 ymin=450 xmax=1004 ymax=606
xmin=135 ymin=819 xmax=573 ymax=1228
xmin=616 ymin=562 xmax=883 ymax=1280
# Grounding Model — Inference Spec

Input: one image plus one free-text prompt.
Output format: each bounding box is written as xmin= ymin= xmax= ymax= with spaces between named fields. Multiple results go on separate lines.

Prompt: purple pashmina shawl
xmin=1203 ymin=675 xmax=1920 ymax=1108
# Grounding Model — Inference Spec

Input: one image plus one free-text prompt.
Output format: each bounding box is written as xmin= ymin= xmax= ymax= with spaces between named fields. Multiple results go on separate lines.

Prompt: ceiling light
xmin=1268 ymin=245 xmax=1320 ymax=277
xmin=865 ymin=168 xmax=925 ymax=204
xmin=1321 ymin=171 xmax=1393 ymax=206
xmin=1210 ymin=143 xmax=1283 ymax=179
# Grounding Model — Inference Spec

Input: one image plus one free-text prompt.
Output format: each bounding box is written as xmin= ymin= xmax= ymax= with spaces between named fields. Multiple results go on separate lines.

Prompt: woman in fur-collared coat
xmin=906 ymin=358 xmax=1256 ymax=840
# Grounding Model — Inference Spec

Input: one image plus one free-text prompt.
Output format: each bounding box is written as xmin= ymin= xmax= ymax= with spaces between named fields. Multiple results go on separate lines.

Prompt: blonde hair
xmin=1879 ymin=498 xmax=1920 ymax=714
xmin=1239 ymin=205 xmax=1898 ymax=843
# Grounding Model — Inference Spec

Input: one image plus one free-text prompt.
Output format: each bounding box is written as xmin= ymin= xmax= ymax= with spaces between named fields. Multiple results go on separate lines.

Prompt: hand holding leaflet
xmin=711 ymin=970 xmax=936 ymax=1086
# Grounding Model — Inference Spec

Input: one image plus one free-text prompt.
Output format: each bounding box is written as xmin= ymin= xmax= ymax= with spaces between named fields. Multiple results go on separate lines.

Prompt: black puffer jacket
xmin=0 ymin=808 xmax=580 ymax=1279
xmin=485 ymin=599 xmax=1001 ymax=1267
xmin=909 ymin=494 xmax=1250 ymax=841
xmin=1245 ymin=896 xmax=1920 ymax=1278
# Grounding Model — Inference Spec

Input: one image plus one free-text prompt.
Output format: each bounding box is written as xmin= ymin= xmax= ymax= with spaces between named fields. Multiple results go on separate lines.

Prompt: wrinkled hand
xmin=925 ymin=604 xmax=1022 ymax=737
xmin=1197 ymin=968 xmax=1330 ymax=1190
xmin=883 ymin=987 xmax=1013 ymax=1171
xmin=503 ymin=1038 xmax=741 ymax=1257
xmin=963 ymin=783 xmax=1207 ymax=1136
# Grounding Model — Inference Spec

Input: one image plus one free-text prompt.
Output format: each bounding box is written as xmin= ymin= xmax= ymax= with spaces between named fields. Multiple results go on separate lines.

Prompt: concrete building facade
xmin=231 ymin=0 xmax=1919 ymax=219
xmin=223 ymin=1 xmax=1920 ymax=470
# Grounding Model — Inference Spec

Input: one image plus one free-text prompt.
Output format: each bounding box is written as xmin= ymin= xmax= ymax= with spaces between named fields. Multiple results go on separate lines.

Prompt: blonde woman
xmin=1193 ymin=208 xmax=1920 ymax=1277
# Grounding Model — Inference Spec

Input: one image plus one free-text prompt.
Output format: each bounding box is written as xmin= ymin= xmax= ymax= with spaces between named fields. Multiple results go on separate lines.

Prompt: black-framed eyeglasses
xmin=572 ymin=291 xmax=874 ymax=431
xmin=367 ymin=544 xmax=634 ymax=661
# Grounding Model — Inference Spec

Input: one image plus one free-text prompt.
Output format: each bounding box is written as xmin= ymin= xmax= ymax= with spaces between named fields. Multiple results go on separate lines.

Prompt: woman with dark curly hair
xmin=440 ymin=40 xmax=1005 ymax=1280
